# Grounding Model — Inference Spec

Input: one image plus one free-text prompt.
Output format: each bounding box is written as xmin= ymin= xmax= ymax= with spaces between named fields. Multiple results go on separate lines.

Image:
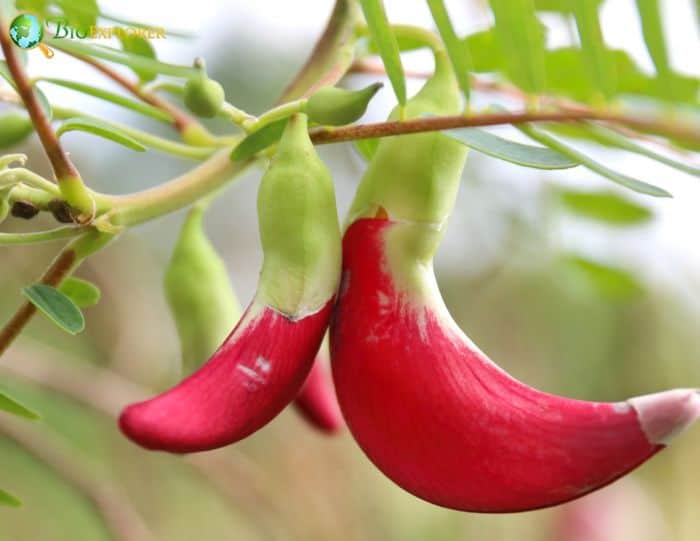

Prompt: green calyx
xmin=164 ymin=204 xmax=241 ymax=376
xmin=306 ymin=82 xmax=383 ymax=126
xmin=346 ymin=49 xmax=468 ymax=231
xmin=184 ymin=61 xmax=226 ymax=118
xmin=257 ymin=114 xmax=341 ymax=317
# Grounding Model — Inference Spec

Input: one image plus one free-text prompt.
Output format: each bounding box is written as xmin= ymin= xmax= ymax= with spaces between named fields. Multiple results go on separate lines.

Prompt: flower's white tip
xmin=628 ymin=388 xmax=700 ymax=445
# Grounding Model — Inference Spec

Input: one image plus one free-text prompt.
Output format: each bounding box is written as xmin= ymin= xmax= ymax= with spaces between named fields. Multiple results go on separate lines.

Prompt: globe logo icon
xmin=9 ymin=13 xmax=44 ymax=50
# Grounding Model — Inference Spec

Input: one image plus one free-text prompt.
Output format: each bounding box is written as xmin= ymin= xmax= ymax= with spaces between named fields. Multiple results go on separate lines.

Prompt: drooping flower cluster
xmin=120 ymin=49 xmax=700 ymax=512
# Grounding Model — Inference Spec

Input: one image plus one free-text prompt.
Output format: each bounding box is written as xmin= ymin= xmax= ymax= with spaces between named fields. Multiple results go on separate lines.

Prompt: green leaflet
xmin=445 ymin=127 xmax=578 ymax=169
xmin=22 ymin=284 xmax=85 ymax=335
xmin=38 ymin=78 xmax=172 ymax=122
xmin=59 ymin=277 xmax=101 ymax=308
xmin=56 ymin=118 xmax=147 ymax=152
xmin=0 ymin=488 xmax=21 ymax=508
xmin=231 ymin=119 xmax=287 ymax=161
xmin=557 ymin=187 xmax=653 ymax=225
xmin=0 ymin=390 xmax=39 ymax=420
xmin=427 ymin=0 xmax=472 ymax=100
xmin=360 ymin=0 xmax=406 ymax=106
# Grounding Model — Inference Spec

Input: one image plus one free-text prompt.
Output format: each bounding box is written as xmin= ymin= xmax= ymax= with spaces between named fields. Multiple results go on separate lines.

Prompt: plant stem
xmin=52 ymin=106 xmax=219 ymax=160
xmin=0 ymin=168 xmax=62 ymax=195
xmin=277 ymin=0 xmax=361 ymax=103
xmin=104 ymin=151 xmax=252 ymax=227
xmin=0 ymin=18 xmax=93 ymax=217
xmin=7 ymin=184 xmax=55 ymax=209
xmin=244 ymin=99 xmax=307 ymax=132
xmin=0 ymin=227 xmax=85 ymax=246
xmin=220 ymin=102 xmax=256 ymax=129
xmin=308 ymin=109 xmax=700 ymax=147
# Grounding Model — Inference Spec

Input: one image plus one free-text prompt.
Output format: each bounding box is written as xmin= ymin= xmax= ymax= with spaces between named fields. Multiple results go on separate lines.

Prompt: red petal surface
xmin=331 ymin=219 xmax=698 ymax=512
xmin=293 ymin=357 xmax=344 ymax=433
xmin=120 ymin=298 xmax=333 ymax=453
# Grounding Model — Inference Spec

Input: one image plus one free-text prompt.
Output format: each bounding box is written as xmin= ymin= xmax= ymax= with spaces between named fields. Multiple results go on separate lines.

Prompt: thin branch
xmin=308 ymin=110 xmax=700 ymax=148
xmin=57 ymin=49 xmax=198 ymax=135
xmin=0 ymin=416 xmax=154 ymax=541
xmin=277 ymin=0 xmax=361 ymax=103
xmin=0 ymin=226 xmax=86 ymax=246
xmin=0 ymin=20 xmax=78 ymax=181
xmin=0 ymin=247 xmax=76 ymax=357
xmin=0 ymin=231 xmax=111 ymax=358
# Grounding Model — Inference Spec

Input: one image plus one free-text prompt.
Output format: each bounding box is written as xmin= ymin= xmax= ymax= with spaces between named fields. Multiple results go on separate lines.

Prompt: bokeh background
xmin=1 ymin=1 xmax=700 ymax=539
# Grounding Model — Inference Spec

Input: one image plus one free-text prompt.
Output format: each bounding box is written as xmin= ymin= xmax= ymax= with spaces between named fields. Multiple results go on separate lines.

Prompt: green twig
xmin=0 ymin=227 xmax=86 ymax=246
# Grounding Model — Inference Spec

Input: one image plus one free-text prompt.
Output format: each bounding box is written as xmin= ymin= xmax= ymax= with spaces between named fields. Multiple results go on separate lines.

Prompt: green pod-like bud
xmin=346 ymin=50 xmax=468 ymax=229
xmin=257 ymin=113 xmax=341 ymax=317
xmin=306 ymin=82 xmax=383 ymax=126
xmin=184 ymin=61 xmax=226 ymax=118
xmin=164 ymin=205 xmax=241 ymax=376
xmin=0 ymin=114 xmax=34 ymax=149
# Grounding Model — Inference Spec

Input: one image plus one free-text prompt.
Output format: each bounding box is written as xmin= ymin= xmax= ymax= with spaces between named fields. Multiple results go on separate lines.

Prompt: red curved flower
xmin=294 ymin=355 xmax=344 ymax=433
xmin=120 ymin=299 xmax=333 ymax=453
xmin=330 ymin=217 xmax=700 ymax=512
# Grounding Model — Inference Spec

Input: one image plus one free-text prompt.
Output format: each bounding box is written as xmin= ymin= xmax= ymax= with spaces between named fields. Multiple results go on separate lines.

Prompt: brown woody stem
xmin=309 ymin=110 xmax=700 ymax=148
xmin=0 ymin=248 xmax=76 ymax=357
xmin=0 ymin=20 xmax=77 ymax=181
xmin=60 ymin=49 xmax=199 ymax=135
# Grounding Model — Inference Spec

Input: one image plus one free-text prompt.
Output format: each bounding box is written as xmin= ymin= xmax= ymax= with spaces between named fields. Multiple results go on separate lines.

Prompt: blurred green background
xmin=2 ymin=1 xmax=700 ymax=539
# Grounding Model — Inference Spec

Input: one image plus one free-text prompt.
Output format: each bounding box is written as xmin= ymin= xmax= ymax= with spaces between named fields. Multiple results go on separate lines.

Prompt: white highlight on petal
xmin=628 ymin=388 xmax=700 ymax=445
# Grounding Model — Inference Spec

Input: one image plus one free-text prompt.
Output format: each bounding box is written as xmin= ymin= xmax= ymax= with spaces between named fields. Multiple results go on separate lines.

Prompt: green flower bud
xmin=257 ymin=113 xmax=341 ymax=316
xmin=306 ymin=82 xmax=383 ymax=126
xmin=184 ymin=76 xmax=226 ymax=118
xmin=0 ymin=114 xmax=34 ymax=150
xmin=164 ymin=205 xmax=241 ymax=376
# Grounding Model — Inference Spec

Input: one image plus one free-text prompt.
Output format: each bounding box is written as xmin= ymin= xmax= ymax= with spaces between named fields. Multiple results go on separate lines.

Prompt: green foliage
xmin=56 ymin=117 xmax=147 ymax=152
xmin=557 ymin=188 xmax=653 ymax=225
xmin=39 ymin=78 xmax=171 ymax=122
xmin=0 ymin=487 xmax=21 ymax=507
xmin=22 ymin=284 xmax=85 ymax=335
xmin=231 ymin=118 xmax=287 ymax=161
xmin=360 ymin=0 xmax=406 ymax=106
xmin=0 ymin=390 xmax=39 ymax=420
xmin=445 ymin=127 xmax=578 ymax=169
xmin=58 ymin=277 xmax=101 ymax=308
xmin=16 ymin=0 xmax=99 ymax=28
xmin=559 ymin=255 xmax=645 ymax=301
xmin=47 ymin=39 xmax=198 ymax=79
xmin=518 ymin=123 xmax=671 ymax=197
xmin=489 ymin=0 xmax=546 ymax=94
xmin=571 ymin=1 xmax=616 ymax=99
xmin=118 ymin=35 xmax=158 ymax=83
xmin=0 ymin=61 xmax=52 ymax=120
xmin=427 ymin=0 xmax=471 ymax=100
